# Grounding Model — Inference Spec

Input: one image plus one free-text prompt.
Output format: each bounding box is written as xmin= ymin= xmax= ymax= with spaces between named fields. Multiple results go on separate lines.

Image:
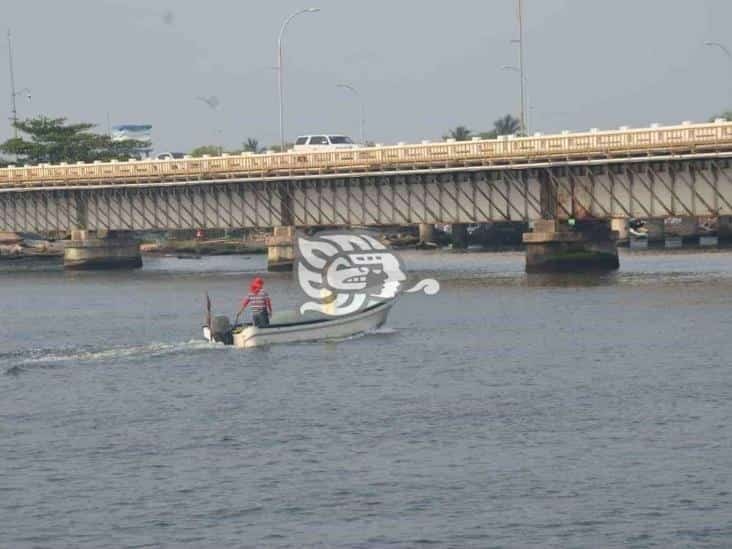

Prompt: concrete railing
xmin=1 ymin=120 xmax=731 ymax=189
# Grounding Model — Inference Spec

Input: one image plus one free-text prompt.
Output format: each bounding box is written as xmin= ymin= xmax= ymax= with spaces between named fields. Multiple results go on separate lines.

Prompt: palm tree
xmin=493 ymin=114 xmax=521 ymax=136
xmin=242 ymin=138 xmax=262 ymax=153
xmin=444 ymin=125 xmax=472 ymax=141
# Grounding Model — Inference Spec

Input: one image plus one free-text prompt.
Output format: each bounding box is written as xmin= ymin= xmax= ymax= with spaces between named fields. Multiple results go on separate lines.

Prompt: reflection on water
xmin=525 ymin=272 xmax=620 ymax=287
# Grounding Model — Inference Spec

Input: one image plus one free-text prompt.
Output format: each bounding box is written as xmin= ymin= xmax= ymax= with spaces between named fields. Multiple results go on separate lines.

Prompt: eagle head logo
xmin=295 ymin=231 xmax=410 ymax=316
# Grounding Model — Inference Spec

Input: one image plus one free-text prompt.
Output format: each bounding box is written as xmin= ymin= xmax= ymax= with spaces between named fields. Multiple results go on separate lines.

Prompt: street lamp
xmin=336 ymin=83 xmax=365 ymax=144
xmin=704 ymin=40 xmax=732 ymax=59
xmin=501 ymin=65 xmax=529 ymax=133
xmin=277 ymin=8 xmax=320 ymax=151
xmin=704 ymin=40 xmax=732 ymax=108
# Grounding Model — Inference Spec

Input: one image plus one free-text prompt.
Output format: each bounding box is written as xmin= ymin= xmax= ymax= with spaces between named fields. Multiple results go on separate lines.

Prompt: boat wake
xmin=3 ymin=340 xmax=220 ymax=376
xmin=366 ymin=326 xmax=398 ymax=336
xmin=326 ymin=326 xmax=399 ymax=344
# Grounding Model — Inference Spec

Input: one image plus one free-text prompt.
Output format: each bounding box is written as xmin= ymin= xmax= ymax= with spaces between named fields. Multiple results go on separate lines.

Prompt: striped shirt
xmin=243 ymin=290 xmax=271 ymax=312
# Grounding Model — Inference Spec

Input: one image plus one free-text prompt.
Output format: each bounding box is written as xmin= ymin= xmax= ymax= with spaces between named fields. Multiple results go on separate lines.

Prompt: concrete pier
xmin=611 ymin=218 xmax=628 ymax=243
xmin=644 ymin=219 xmax=665 ymax=242
xmin=719 ymin=215 xmax=732 ymax=242
xmin=64 ymin=230 xmax=142 ymax=270
xmin=266 ymin=226 xmax=295 ymax=272
xmin=664 ymin=216 xmax=698 ymax=243
xmin=452 ymin=223 xmax=468 ymax=249
xmin=418 ymin=223 xmax=435 ymax=245
xmin=523 ymin=219 xmax=619 ymax=273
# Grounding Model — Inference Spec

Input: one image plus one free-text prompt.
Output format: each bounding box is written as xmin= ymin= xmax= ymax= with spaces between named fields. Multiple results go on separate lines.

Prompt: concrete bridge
xmin=1 ymin=120 xmax=731 ymax=271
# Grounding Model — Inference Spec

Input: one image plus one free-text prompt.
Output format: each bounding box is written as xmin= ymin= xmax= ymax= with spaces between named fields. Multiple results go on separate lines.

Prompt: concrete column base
xmin=523 ymin=219 xmax=619 ymax=273
xmin=644 ymin=218 xmax=665 ymax=242
xmin=452 ymin=223 xmax=468 ymax=249
xmin=266 ymin=226 xmax=295 ymax=272
xmin=664 ymin=216 xmax=698 ymax=244
xmin=611 ymin=218 xmax=629 ymax=244
xmin=418 ymin=223 xmax=435 ymax=244
xmin=64 ymin=230 xmax=142 ymax=270
xmin=718 ymin=215 xmax=732 ymax=242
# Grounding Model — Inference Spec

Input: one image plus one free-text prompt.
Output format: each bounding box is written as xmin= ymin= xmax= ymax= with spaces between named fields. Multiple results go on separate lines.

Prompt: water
xmin=2 ymin=250 xmax=732 ymax=547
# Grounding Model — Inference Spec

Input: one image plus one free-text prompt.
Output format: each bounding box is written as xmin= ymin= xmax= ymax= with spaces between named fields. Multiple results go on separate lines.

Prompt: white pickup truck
xmin=292 ymin=135 xmax=358 ymax=152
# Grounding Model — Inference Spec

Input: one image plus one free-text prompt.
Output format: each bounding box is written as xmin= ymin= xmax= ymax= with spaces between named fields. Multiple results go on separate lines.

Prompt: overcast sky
xmin=3 ymin=0 xmax=731 ymax=152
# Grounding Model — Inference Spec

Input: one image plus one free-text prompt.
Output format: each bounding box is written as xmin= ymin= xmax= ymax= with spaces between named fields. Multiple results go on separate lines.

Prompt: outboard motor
xmin=211 ymin=315 xmax=234 ymax=345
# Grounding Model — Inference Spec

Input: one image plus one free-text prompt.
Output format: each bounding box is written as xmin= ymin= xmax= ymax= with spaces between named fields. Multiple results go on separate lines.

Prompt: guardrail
xmin=1 ymin=120 xmax=731 ymax=189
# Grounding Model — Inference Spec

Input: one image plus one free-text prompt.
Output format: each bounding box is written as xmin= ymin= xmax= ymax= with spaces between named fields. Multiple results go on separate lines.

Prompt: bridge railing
xmin=1 ymin=120 xmax=731 ymax=189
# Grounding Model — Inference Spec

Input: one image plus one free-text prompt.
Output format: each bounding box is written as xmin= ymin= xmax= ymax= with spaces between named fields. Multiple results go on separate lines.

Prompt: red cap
xmin=250 ymin=277 xmax=264 ymax=293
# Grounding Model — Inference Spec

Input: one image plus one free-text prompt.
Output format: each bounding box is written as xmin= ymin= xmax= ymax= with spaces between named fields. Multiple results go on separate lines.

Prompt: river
xmin=2 ymin=249 xmax=732 ymax=547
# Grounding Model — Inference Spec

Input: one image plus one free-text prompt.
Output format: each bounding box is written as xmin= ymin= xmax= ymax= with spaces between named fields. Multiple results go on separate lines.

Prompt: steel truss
xmin=1 ymin=159 xmax=730 ymax=231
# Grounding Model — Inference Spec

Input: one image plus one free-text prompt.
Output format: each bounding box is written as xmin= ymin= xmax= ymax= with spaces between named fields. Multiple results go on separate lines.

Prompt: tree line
xmin=444 ymin=114 xmax=523 ymax=142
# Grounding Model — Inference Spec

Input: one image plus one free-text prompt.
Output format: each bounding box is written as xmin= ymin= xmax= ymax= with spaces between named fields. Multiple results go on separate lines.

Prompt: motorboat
xmin=203 ymin=298 xmax=394 ymax=348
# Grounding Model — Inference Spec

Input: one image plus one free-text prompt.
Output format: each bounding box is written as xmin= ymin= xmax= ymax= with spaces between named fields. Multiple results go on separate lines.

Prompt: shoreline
xmin=4 ymin=240 xmax=732 ymax=263
xmin=140 ymin=239 xmax=267 ymax=256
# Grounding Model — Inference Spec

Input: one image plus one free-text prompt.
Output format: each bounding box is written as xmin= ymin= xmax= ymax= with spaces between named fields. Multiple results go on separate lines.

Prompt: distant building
xmin=112 ymin=124 xmax=153 ymax=157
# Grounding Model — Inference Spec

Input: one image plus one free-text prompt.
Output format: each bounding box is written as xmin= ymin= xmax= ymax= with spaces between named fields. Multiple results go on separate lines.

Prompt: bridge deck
xmin=1 ymin=121 xmax=731 ymax=191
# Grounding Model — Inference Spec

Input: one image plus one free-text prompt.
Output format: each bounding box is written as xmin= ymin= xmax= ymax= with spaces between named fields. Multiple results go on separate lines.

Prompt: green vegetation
xmin=242 ymin=138 xmax=263 ymax=153
xmin=710 ymin=111 xmax=732 ymax=122
xmin=0 ymin=116 xmax=148 ymax=164
xmin=480 ymin=114 xmax=522 ymax=138
xmin=493 ymin=114 xmax=522 ymax=136
xmin=444 ymin=125 xmax=472 ymax=141
xmin=190 ymin=145 xmax=224 ymax=157
xmin=446 ymin=114 xmax=522 ymax=142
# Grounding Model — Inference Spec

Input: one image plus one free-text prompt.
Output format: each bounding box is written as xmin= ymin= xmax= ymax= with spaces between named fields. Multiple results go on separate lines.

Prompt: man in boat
xmin=235 ymin=277 xmax=272 ymax=327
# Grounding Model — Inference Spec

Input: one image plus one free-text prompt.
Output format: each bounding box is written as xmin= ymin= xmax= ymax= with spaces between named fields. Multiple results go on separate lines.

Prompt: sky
xmin=2 ymin=0 xmax=731 ymax=153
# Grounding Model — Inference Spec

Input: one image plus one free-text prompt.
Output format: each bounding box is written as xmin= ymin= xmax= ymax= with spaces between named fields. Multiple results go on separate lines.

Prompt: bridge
xmin=1 ymin=119 xmax=731 ymax=271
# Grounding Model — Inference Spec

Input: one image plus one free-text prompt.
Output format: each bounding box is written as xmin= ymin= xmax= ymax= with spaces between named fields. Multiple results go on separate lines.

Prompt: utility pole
xmin=517 ymin=0 xmax=526 ymax=136
xmin=7 ymin=29 xmax=18 ymax=138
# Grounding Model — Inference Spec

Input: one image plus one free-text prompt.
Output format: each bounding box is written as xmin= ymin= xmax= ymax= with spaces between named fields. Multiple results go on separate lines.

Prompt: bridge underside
xmin=1 ymin=158 xmax=731 ymax=232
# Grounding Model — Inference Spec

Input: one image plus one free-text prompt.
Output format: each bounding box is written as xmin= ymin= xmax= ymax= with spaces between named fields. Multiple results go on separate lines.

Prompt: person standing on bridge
xmin=235 ymin=277 xmax=272 ymax=327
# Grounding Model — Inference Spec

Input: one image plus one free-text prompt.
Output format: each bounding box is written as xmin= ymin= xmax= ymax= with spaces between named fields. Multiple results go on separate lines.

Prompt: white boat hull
xmin=203 ymin=300 xmax=394 ymax=348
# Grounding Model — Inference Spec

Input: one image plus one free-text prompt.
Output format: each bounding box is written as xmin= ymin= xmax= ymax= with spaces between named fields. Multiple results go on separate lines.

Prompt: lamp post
xmin=277 ymin=8 xmax=320 ymax=151
xmin=704 ymin=40 xmax=731 ymax=59
xmin=501 ymin=65 xmax=529 ymax=134
xmin=704 ymin=40 xmax=732 ymax=107
xmin=336 ymin=83 xmax=365 ymax=144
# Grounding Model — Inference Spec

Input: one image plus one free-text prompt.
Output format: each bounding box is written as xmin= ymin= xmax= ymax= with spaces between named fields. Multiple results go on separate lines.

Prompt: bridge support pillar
xmin=452 ymin=224 xmax=468 ymax=249
xmin=266 ymin=226 xmax=295 ymax=272
xmin=523 ymin=219 xmax=619 ymax=273
xmin=64 ymin=230 xmax=142 ymax=270
xmin=418 ymin=223 xmax=435 ymax=245
xmin=644 ymin=219 xmax=665 ymax=242
xmin=611 ymin=218 xmax=628 ymax=244
xmin=718 ymin=215 xmax=732 ymax=242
